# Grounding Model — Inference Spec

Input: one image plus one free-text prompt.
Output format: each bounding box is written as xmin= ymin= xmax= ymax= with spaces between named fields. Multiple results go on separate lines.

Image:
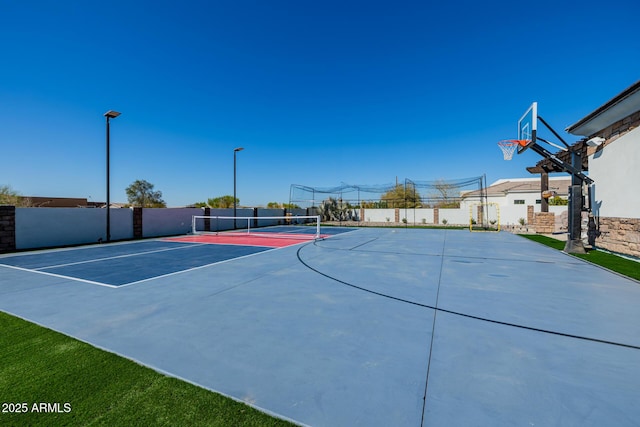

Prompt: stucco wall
xmin=15 ymin=208 xmax=133 ymax=249
xmin=142 ymin=208 xmax=203 ymax=237
xmin=9 ymin=207 xmax=306 ymax=251
xmin=589 ymin=127 xmax=640 ymax=219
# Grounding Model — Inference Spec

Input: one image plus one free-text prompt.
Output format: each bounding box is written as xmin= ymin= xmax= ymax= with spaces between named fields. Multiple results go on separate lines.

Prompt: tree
xmin=0 ymin=185 xmax=31 ymax=206
xmin=318 ymin=197 xmax=352 ymax=221
xmin=361 ymin=200 xmax=389 ymax=208
xmin=549 ymin=195 xmax=569 ymax=206
xmin=207 ymin=195 xmax=237 ymax=208
xmin=125 ymin=180 xmax=166 ymax=207
xmin=266 ymin=202 xmax=301 ymax=209
xmin=380 ymin=184 xmax=421 ymax=208
xmin=430 ymin=179 xmax=460 ymax=208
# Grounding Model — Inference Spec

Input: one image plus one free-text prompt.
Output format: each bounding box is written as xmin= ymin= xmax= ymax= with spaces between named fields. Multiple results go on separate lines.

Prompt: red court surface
xmin=164 ymin=233 xmax=327 ymax=248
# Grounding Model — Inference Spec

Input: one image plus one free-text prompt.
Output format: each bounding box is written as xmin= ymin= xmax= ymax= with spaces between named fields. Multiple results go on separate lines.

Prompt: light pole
xmin=233 ymin=147 xmax=244 ymax=228
xmin=104 ymin=110 xmax=121 ymax=242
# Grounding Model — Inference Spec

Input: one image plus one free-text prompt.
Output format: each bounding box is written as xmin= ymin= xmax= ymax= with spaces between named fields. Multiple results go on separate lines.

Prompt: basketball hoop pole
xmin=525 ymin=141 xmax=592 ymax=184
xmin=507 ymin=104 xmax=595 ymax=254
xmin=508 ymin=103 xmax=599 ymax=253
xmin=522 ymin=139 xmax=593 ymax=253
xmin=521 ymin=142 xmax=594 ymax=255
xmin=565 ymin=148 xmax=589 ymax=254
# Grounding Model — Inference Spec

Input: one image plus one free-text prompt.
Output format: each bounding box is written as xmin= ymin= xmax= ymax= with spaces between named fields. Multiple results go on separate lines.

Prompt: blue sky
xmin=1 ymin=0 xmax=639 ymax=207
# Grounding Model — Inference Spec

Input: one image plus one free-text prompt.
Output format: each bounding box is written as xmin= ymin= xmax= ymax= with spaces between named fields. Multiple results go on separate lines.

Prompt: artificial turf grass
xmin=0 ymin=311 xmax=294 ymax=427
xmin=519 ymin=234 xmax=640 ymax=281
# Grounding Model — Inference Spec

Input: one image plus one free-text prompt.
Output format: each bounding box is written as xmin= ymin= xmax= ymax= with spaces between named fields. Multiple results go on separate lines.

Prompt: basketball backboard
xmin=517 ymin=102 xmax=537 ymax=153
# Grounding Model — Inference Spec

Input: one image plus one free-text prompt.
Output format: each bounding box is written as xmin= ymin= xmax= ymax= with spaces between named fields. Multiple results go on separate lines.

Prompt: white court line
xmin=33 ymin=243 xmax=208 ymax=271
xmin=117 ymin=245 xmax=289 ymax=288
xmin=2 ymin=236 xmax=319 ymax=290
xmin=0 ymin=263 xmax=118 ymax=288
xmin=257 ymin=227 xmax=314 ymax=235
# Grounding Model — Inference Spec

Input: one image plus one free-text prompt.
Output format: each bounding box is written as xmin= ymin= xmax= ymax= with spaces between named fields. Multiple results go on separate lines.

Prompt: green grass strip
xmin=519 ymin=234 xmax=640 ymax=281
xmin=0 ymin=311 xmax=294 ymax=426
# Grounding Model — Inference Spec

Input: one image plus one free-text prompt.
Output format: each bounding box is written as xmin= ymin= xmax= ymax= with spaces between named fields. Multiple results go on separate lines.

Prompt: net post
xmin=246 ymin=217 xmax=251 ymax=234
xmin=315 ymin=215 xmax=321 ymax=239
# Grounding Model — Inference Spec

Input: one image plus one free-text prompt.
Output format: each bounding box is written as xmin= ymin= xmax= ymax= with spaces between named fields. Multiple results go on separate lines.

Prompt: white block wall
xmin=362 ymin=209 xmax=396 ymax=223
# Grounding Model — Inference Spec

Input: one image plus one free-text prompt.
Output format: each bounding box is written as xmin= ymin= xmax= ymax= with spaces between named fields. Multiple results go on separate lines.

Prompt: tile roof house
xmin=461 ymin=177 xmax=570 ymax=231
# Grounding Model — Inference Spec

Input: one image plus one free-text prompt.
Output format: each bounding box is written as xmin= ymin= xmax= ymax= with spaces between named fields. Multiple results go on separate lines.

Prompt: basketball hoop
xmin=497 ymin=139 xmax=528 ymax=161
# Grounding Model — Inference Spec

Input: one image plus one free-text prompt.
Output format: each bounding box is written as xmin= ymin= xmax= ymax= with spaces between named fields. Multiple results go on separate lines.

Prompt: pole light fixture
xmin=104 ymin=110 xmax=121 ymax=242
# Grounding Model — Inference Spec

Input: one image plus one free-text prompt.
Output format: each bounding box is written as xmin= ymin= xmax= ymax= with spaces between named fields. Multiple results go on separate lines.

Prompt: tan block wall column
xmin=596 ymin=217 xmax=640 ymax=258
xmin=527 ymin=206 xmax=535 ymax=226
xmin=534 ymin=212 xmax=555 ymax=234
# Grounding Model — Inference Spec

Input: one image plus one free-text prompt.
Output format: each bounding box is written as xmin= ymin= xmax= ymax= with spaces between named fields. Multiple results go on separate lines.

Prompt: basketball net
xmin=497 ymin=140 xmax=526 ymax=161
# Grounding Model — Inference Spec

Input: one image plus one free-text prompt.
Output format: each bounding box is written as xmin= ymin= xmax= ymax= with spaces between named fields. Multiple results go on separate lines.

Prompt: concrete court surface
xmin=1 ymin=228 xmax=640 ymax=426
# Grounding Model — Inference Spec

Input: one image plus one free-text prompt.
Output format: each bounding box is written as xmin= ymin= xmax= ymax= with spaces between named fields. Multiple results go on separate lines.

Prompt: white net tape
xmin=191 ymin=215 xmax=321 ymax=239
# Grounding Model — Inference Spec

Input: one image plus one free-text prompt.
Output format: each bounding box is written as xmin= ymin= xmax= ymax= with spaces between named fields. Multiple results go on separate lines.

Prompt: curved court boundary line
xmin=312 ymin=238 xmax=581 ymax=265
xmin=296 ymin=242 xmax=640 ymax=351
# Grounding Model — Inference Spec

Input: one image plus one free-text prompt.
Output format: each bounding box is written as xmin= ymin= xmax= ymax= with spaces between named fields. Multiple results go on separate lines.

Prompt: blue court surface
xmin=0 ymin=241 xmax=270 ymax=287
xmin=1 ymin=228 xmax=640 ymax=426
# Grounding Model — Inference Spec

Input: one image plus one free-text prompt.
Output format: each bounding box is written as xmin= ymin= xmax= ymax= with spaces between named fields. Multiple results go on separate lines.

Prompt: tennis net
xmin=191 ymin=215 xmax=322 ymax=240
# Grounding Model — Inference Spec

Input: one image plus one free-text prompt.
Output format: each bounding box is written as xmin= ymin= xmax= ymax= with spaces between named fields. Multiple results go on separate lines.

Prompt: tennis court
xmin=1 ymin=227 xmax=640 ymax=426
